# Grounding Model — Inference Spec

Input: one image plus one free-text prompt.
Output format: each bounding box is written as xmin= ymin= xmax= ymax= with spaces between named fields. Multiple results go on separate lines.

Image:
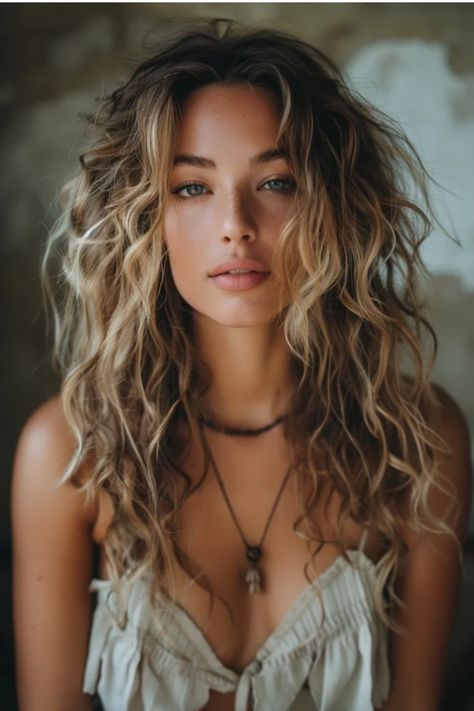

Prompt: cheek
xmin=164 ymin=207 xmax=204 ymax=251
xmin=163 ymin=210 xmax=204 ymax=298
xmin=263 ymin=201 xmax=293 ymax=232
xmin=164 ymin=210 xmax=188 ymax=262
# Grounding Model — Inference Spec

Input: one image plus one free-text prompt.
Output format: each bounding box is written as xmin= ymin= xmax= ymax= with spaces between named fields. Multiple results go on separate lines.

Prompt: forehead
xmin=174 ymin=83 xmax=283 ymax=152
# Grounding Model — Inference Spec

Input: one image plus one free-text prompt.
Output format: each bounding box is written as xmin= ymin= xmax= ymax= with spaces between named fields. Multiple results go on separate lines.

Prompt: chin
xmin=205 ymin=308 xmax=280 ymax=328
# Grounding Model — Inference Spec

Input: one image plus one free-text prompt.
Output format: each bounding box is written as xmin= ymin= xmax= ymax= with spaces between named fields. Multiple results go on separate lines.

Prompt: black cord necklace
xmin=201 ymin=412 xmax=289 ymax=436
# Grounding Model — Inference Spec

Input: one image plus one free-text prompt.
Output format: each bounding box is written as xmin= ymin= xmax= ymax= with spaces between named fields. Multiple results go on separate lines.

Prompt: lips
xmin=209 ymin=258 xmax=270 ymax=277
xmin=211 ymin=270 xmax=270 ymax=291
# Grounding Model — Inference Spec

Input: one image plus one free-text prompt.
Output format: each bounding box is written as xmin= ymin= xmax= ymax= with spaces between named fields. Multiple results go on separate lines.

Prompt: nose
xmin=219 ymin=189 xmax=257 ymax=244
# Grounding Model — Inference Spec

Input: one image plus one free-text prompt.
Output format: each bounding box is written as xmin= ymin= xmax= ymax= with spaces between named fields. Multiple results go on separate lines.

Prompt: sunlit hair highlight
xmin=43 ymin=18 xmax=458 ymax=631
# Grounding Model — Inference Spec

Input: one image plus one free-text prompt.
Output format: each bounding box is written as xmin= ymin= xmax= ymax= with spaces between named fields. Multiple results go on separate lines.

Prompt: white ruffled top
xmin=83 ymin=546 xmax=390 ymax=710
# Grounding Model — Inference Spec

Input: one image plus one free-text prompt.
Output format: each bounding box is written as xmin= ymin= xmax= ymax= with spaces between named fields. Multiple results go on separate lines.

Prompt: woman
xmin=12 ymin=18 xmax=471 ymax=711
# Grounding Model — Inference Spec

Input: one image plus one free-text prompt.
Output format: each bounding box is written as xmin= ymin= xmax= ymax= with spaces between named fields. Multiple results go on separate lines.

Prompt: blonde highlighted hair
xmin=44 ymin=18 xmax=457 ymax=629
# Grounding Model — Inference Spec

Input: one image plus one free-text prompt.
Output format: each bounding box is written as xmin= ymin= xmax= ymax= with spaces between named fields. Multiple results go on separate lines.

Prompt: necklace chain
xmin=205 ymin=443 xmax=293 ymax=557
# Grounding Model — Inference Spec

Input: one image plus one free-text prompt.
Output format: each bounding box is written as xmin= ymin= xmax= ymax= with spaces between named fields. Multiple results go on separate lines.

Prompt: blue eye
xmin=261 ymin=178 xmax=296 ymax=193
xmin=172 ymin=183 xmax=208 ymax=199
xmin=171 ymin=177 xmax=296 ymax=200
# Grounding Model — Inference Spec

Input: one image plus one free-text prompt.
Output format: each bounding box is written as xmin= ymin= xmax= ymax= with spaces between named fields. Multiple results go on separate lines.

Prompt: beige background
xmin=1 ymin=4 xmax=473 ymax=709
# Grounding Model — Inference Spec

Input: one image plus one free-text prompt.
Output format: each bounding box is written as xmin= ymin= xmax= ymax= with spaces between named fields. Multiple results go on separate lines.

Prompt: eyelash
xmin=171 ymin=177 xmax=296 ymax=201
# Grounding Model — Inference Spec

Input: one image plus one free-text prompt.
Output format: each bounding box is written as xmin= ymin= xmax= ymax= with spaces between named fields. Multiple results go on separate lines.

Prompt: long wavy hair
xmin=44 ymin=18 xmax=457 ymax=630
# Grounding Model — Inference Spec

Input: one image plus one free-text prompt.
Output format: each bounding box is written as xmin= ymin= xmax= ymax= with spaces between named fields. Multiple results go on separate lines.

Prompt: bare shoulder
xmin=12 ymin=394 xmax=100 ymax=709
xmin=13 ymin=393 xmax=97 ymax=527
xmin=383 ymin=384 xmax=472 ymax=708
xmin=435 ymin=384 xmax=471 ymax=526
xmin=428 ymin=383 xmax=472 ymax=540
xmin=11 ymin=391 xmax=100 ymax=558
xmin=16 ymin=393 xmax=78 ymax=469
xmin=431 ymin=384 xmax=471 ymax=473
xmin=431 ymin=383 xmax=471 ymax=440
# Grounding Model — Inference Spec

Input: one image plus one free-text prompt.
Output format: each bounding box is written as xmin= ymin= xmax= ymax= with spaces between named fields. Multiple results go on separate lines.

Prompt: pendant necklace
xmin=205 ymin=443 xmax=293 ymax=594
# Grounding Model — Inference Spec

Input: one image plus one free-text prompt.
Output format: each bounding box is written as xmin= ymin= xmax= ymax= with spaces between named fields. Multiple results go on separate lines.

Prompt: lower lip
xmin=211 ymin=272 xmax=270 ymax=291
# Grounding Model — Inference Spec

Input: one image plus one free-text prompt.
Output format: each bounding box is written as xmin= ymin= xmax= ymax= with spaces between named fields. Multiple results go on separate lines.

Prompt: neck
xmin=192 ymin=314 xmax=297 ymax=430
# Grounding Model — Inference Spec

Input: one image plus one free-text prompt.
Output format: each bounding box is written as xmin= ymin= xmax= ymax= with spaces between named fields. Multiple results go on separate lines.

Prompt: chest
xmin=94 ymin=431 xmax=378 ymax=674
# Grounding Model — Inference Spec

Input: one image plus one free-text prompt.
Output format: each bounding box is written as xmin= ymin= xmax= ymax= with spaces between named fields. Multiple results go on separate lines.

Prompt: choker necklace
xmin=201 ymin=412 xmax=289 ymax=436
xmin=205 ymin=442 xmax=293 ymax=593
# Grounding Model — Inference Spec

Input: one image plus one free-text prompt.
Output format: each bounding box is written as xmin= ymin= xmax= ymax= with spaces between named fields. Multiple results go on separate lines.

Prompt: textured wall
xmin=2 ymin=4 xmax=473 ymax=708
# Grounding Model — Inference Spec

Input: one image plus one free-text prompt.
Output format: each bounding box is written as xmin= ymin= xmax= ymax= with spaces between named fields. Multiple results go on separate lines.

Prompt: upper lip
xmin=209 ymin=258 xmax=270 ymax=277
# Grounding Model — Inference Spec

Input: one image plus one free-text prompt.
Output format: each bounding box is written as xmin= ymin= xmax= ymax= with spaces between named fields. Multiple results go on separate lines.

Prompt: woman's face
xmin=163 ymin=82 xmax=296 ymax=327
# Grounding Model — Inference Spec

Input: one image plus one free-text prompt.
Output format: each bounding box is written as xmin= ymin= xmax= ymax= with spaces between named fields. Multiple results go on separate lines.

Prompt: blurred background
xmin=1 ymin=3 xmax=473 ymax=709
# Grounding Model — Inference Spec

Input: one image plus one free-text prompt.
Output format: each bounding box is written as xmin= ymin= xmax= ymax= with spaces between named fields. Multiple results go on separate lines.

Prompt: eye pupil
xmin=266 ymin=178 xmax=294 ymax=193
xmin=172 ymin=183 xmax=206 ymax=199
xmin=186 ymin=184 xmax=203 ymax=196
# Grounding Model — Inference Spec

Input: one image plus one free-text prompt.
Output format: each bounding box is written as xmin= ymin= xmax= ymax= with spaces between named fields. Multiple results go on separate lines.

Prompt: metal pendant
xmin=245 ymin=565 xmax=262 ymax=594
xmin=245 ymin=545 xmax=262 ymax=594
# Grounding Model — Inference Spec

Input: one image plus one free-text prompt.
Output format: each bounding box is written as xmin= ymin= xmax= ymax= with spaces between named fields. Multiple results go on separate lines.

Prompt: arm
xmin=11 ymin=395 xmax=98 ymax=711
xmin=381 ymin=388 xmax=472 ymax=711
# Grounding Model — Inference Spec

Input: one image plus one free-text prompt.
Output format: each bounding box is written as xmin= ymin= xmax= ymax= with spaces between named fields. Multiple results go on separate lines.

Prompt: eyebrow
xmin=172 ymin=148 xmax=287 ymax=168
